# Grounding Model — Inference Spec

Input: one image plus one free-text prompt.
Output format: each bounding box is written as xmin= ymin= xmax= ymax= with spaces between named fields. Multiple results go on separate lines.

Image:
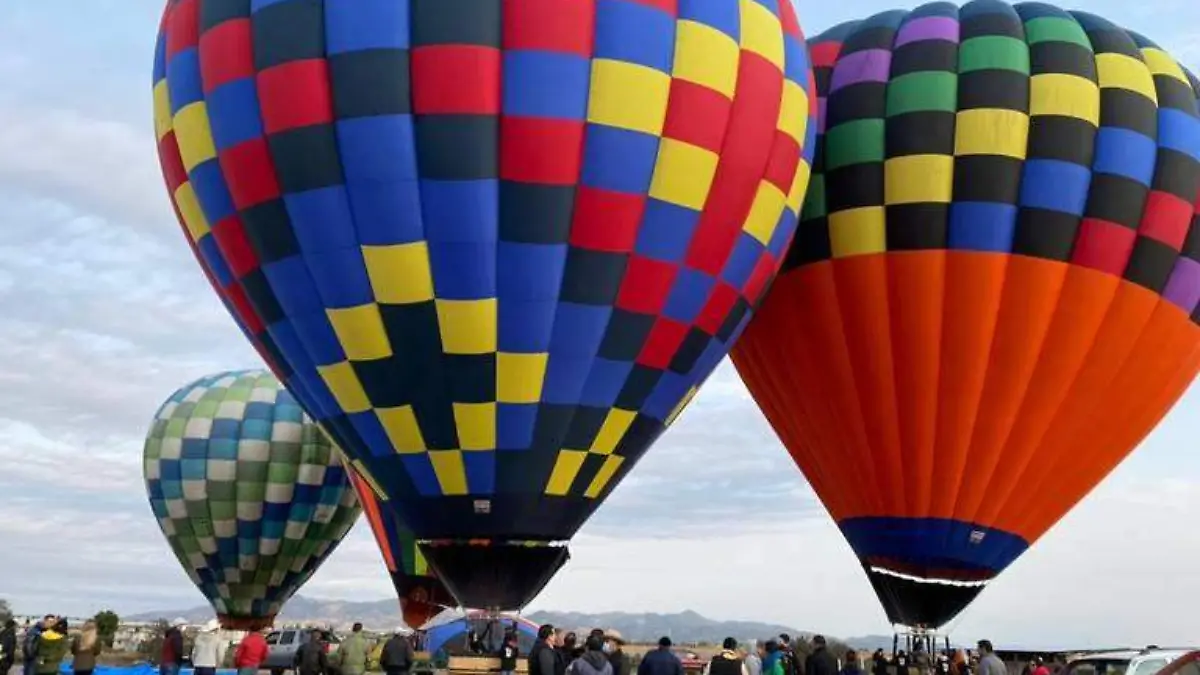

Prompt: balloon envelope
xmin=347 ymin=469 xmax=455 ymax=628
xmin=143 ymin=370 xmax=362 ymax=630
xmin=732 ymin=0 xmax=1200 ymax=628
xmin=153 ymin=0 xmax=817 ymax=608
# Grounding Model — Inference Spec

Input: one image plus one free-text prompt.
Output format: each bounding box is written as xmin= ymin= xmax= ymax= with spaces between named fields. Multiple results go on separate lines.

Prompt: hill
xmin=128 ymin=597 xmax=810 ymax=643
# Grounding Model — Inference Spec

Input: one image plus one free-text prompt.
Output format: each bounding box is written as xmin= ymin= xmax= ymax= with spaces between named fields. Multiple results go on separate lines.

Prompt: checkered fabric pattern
xmin=152 ymin=0 xmax=816 ymax=541
xmin=143 ymin=370 xmax=361 ymax=627
xmin=792 ymin=1 xmax=1200 ymax=313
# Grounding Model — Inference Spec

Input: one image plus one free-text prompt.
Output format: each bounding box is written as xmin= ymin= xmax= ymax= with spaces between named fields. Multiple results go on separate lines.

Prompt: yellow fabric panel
xmin=587 ymin=59 xmax=671 ymax=136
xmin=317 ymin=362 xmax=372 ymax=414
xmin=435 ymin=299 xmax=498 ymax=355
xmin=453 ymin=402 xmax=496 ymax=451
xmin=787 ymin=160 xmax=811 ymax=214
xmin=327 ymin=304 xmax=394 ymax=361
xmin=497 ymin=352 xmax=548 ymax=404
xmin=649 ymin=139 xmax=721 ymax=211
xmin=429 ymin=450 xmax=468 ymax=496
xmin=885 ymin=155 xmax=954 ymax=204
xmin=362 ymin=243 xmax=435 ymax=304
xmin=672 ymin=20 xmax=740 ymax=98
xmin=584 ymin=455 xmax=625 ymax=499
xmin=829 ymin=207 xmax=886 ymax=258
xmin=153 ymin=80 xmax=173 ymax=141
xmin=375 ymin=406 xmax=427 ymax=454
xmin=1141 ymin=48 xmax=1189 ymax=85
xmin=173 ymin=183 xmax=210 ymax=241
xmin=1029 ymin=74 xmax=1099 ymax=126
xmin=739 ymin=0 xmax=785 ymax=70
xmin=545 ymin=450 xmax=588 ymax=496
xmin=1096 ymin=52 xmax=1157 ymax=103
xmin=777 ymin=79 xmax=810 ymax=143
xmin=173 ymin=102 xmax=218 ymax=172
xmin=590 ymin=409 xmax=637 ymax=455
xmin=954 ymin=109 xmax=1029 ymax=159
xmin=743 ymin=181 xmax=788 ymax=245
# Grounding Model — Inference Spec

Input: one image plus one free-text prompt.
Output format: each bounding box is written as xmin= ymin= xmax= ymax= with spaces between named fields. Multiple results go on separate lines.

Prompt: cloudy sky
xmin=3 ymin=0 xmax=1200 ymax=651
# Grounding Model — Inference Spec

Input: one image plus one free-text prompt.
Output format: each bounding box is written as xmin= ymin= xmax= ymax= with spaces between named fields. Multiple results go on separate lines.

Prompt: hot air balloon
xmin=152 ymin=0 xmax=817 ymax=609
xmin=143 ymin=370 xmax=362 ymax=629
xmin=346 ymin=468 xmax=455 ymax=628
xmin=733 ymin=0 xmax=1200 ymax=629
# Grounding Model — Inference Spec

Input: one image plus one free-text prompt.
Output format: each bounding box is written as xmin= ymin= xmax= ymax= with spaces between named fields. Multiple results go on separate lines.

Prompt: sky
xmin=2 ymin=0 xmax=1200 ymax=651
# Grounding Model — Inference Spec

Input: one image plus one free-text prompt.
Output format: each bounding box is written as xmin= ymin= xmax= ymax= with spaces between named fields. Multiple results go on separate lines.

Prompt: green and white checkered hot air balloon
xmin=143 ymin=370 xmax=362 ymax=630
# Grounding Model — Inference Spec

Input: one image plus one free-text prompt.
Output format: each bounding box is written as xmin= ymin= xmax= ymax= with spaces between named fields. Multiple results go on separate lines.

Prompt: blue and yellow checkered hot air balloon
xmin=733 ymin=0 xmax=1200 ymax=629
xmin=152 ymin=0 xmax=818 ymax=609
xmin=143 ymin=370 xmax=361 ymax=630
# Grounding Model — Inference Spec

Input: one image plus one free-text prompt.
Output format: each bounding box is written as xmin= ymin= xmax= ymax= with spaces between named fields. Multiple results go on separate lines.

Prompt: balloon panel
xmin=143 ymin=370 xmax=361 ymax=628
xmin=733 ymin=0 xmax=1200 ymax=628
xmin=347 ymin=469 xmax=455 ymax=626
xmin=152 ymin=0 xmax=817 ymax=557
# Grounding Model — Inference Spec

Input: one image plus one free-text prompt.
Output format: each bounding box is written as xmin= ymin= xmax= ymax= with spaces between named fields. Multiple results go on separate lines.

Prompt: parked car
xmin=263 ymin=628 xmax=341 ymax=675
xmin=1062 ymin=648 xmax=1200 ymax=675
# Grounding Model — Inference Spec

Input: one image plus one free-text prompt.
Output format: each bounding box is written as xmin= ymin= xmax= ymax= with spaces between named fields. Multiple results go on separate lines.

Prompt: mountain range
xmin=127 ymin=596 xmax=890 ymax=647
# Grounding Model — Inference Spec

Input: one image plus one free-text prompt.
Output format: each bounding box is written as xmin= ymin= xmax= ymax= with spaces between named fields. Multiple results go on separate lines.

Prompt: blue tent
xmin=425 ymin=610 xmax=539 ymax=656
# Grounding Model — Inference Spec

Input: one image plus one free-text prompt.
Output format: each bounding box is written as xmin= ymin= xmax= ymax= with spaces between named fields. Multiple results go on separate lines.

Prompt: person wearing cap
xmin=638 ymin=637 xmax=684 ymax=675
xmin=805 ymin=636 xmax=837 ymax=675
xmin=234 ymin=627 xmax=270 ymax=675
xmin=160 ymin=619 xmax=186 ymax=675
xmin=603 ymin=630 xmax=630 ymax=675
xmin=704 ymin=638 xmax=750 ymax=675
xmin=975 ymin=642 xmax=1004 ymax=675
xmin=381 ymin=627 xmax=415 ymax=675
xmin=191 ymin=620 xmax=227 ymax=675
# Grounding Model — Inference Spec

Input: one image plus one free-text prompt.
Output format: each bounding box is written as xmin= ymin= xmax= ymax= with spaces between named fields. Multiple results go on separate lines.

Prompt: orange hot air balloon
xmin=732 ymin=0 xmax=1200 ymax=629
xmin=346 ymin=469 xmax=454 ymax=628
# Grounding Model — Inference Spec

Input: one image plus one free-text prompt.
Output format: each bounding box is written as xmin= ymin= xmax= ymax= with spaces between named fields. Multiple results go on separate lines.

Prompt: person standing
xmin=638 ymin=638 xmax=684 ymax=675
xmin=190 ymin=621 xmax=226 ymax=675
xmin=71 ymin=621 xmax=104 ymax=675
xmin=778 ymin=636 xmax=800 ymax=675
xmin=762 ymin=642 xmax=784 ymax=675
xmin=530 ymin=625 xmax=559 ymax=675
xmin=23 ymin=616 xmax=53 ymax=675
xmin=805 ymin=637 xmax=837 ymax=675
xmin=841 ymin=652 xmax=862 ymax=675
xmin=500 ymin=633 xmax=519 ymax=675
xmin=744 ymin=641 xmax=762 ymax=675
xmin=234 ymin=628 xmax=269 ymax=675
xmin=1 ymin=620 xmax=17 ymax=675
xmin=705 ymin=638 xmax=750 ymax=675
xmin=603 ymin=630 xmax=630 ymax=675
xmin=976 ymin=642 xmax=1005 ymax=675
xmin=570 ymin=637 xmax=613 ymax=675
xmin=160 ymin=620 xmax=185 ymax=675
xmin=339 ymin=624 xmax=369 ymax=675
xmin=295 ymin=631 xmax=330 ymax=675
xmin=380 ymin=628 xmax=415 ymax=675
xmin=34 ymin=619 xmax=70 ymax=675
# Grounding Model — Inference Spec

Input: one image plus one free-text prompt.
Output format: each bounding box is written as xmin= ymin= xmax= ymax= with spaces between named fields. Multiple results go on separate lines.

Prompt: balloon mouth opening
xmin=217 ymin=615 xmax=276 ymax=631
xmin=419 ymin=540 xmax=570 ymax=611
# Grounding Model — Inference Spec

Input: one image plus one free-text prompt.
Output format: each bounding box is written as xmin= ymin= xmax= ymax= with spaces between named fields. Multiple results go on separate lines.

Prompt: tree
xmin=94 ymin=610 xmax=120 ymax=647
xmin=0 ymin=599 xmax=11 ymax=623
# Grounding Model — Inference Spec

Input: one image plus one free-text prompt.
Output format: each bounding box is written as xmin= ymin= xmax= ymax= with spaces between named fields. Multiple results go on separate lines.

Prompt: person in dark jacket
xmin=1 ymin=620 xmax=17 ymax=675
xmin=160 ymin=620 xmax=185 ymax=675
xmin=778 ymin=636 xmax=800 ymax=675
xmin=381 ymin=628 xmax=415 ymax=675
xmin=499 ymin=633 xmax=519 ymax=675
xmin=571 ymin=637 xmax=612 ymax=675
xmin=706 ymin=638 xmax=749 ymax=675
xmin=638 ymin=637 xmax=684 ymax=675
xmin=805 ymin=637 xmax=838 ymax=675
xmin=603 ymin=630 xmax=630 ymax=675
xmin=841 ymin=651 xmax=862 ymax=675
xmin=872 ymin=651 xmax=889 ymax=675
xmin=529 ymin=625 xmax=559 ymax=675
xmin=294 ymin=631 xmax=330 ymax=675
xmin=23 ymin=616 xmax=54 ymax=675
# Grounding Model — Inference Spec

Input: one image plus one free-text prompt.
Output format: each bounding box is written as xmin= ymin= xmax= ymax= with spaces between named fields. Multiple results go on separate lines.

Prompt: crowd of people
xmin=1 ymin=616 xmax=103 ymax=675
